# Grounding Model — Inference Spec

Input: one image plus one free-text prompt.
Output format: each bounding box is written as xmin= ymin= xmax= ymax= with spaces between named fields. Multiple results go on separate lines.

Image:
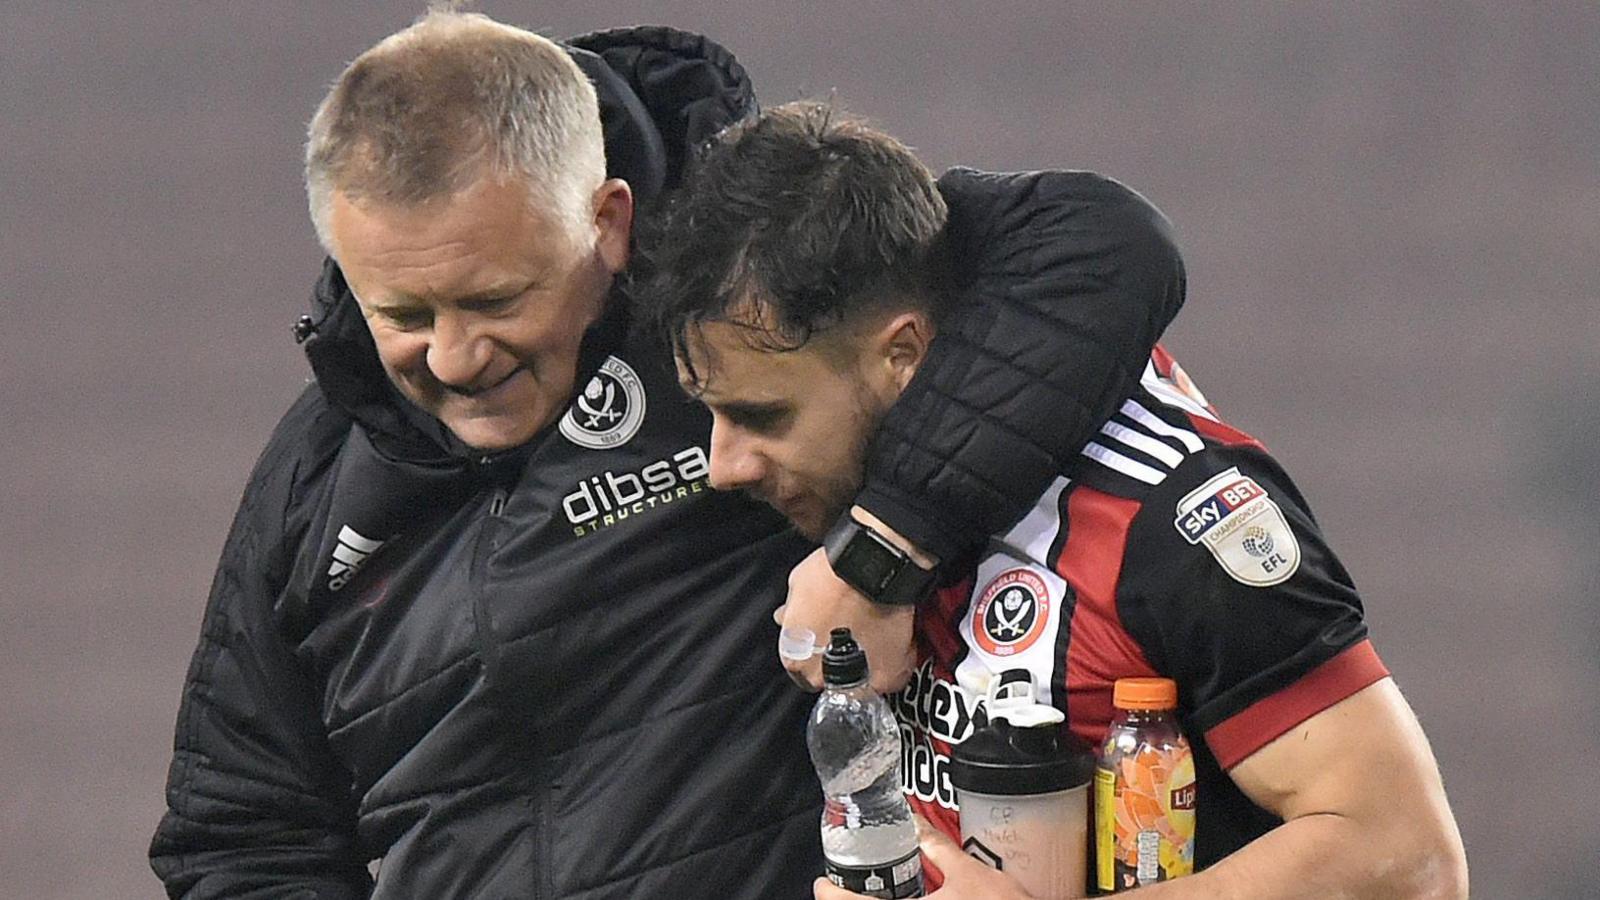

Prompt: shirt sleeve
xmin=855 ymin=168 xmax=1186 ymax=577
xmin=1115 ymin=443 xmax=1390 ymax=769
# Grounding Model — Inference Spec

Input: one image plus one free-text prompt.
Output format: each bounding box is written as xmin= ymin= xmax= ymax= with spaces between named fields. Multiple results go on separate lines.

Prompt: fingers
xmin=907 ymin=814 xmax=951 ymax=888
xmin=774 ymin=603 xmax=822 ymax=692
xmin=784 ymin=659 xmax=822 ymax=691
xmin=916 ymin=813 xmax=964 ymax=870
xmin=915 ymin=812 xmax=974 ymax=887
xmin=913 ymin=814 xmax=1032 ymax=898
xmin=813 ymin=876 xmax=861 ymax=899
xmin=780 ymin=546 xmax=896 ymax=694
xmin=781 ymin=640 xmax=822 ymax=690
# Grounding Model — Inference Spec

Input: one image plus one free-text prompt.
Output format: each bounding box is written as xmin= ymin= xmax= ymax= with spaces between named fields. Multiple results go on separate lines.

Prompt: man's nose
xmin=426 ymin=314 xmax=491 ymax=389
xmin=707 ymin=420 xmax=766 ymax=491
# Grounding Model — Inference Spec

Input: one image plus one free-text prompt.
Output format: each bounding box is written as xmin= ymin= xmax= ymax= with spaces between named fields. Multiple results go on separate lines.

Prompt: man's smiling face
xmin=327 ymin=175 xmax=630 ymax=451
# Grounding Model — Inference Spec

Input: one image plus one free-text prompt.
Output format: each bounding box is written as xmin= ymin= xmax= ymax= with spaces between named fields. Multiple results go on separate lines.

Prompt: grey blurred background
xmin=2 ymin=2 xmax=1595 ymax=897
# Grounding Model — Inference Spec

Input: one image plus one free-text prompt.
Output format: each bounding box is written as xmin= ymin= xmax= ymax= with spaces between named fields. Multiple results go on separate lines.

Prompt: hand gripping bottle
xmin=1095 ymin=677 xmax=1196 ymax=892
xmin=807 ymin=628 xmax=924 ymax=898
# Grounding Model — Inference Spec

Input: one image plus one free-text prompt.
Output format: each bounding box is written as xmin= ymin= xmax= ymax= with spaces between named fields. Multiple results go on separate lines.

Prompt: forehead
xmin=676 ymin=318 xmax=834 ymax=400
xmin=330 ymin=176 xmax=571 ymax=299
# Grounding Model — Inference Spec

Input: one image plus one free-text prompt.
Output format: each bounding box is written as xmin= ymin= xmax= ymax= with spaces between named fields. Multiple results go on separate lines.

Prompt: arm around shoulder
xmin=854 ymin=168 xmax=1186 ymax=571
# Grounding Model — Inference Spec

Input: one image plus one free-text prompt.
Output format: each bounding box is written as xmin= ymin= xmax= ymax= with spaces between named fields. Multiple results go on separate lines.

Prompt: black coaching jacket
xmin=150 ymin=26 xmax=1185 ymax=900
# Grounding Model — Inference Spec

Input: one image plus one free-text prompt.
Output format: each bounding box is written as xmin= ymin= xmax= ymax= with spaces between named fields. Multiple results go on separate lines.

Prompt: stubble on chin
xmin=825 ymin=393 xmax=884 ymax=535
xmin=752 ymin=384 xmax=888 ymax=542
xmin=792 ymin=510 xmax=831 ymax=544
xmin=795 ymin=460 xmax=868 ymax=544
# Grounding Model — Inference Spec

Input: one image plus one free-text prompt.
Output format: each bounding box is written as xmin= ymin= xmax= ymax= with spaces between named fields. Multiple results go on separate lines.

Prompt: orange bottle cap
xmin=1113 ymin=677 xmax=1177 ymax=710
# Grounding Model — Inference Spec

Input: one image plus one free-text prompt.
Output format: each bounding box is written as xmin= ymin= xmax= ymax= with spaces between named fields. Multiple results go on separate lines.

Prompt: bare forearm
xmin=1121 ymin=811 xmax=1466 ymax=900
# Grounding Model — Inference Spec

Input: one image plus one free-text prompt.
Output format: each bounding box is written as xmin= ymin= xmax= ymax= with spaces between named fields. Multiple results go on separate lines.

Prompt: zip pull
xmin=487 ymin=488 xmax=508 ymax=517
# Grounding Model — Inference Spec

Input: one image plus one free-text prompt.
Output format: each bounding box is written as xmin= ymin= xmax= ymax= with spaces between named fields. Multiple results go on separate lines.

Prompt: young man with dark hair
xmin=643 ymin=101 xmax=1467 ymax=898
xmin=652 ymin=105 xmax=954 ymax=544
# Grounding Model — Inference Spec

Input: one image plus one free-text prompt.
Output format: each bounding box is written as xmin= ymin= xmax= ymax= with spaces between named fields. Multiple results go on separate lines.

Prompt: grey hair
xmin=304 ymin=9 xmax=606 ymax=251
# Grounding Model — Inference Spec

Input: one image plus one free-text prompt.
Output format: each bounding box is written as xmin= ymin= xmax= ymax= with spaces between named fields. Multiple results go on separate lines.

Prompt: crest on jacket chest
xmin=559 ymin=355 xmax=648 ymax=449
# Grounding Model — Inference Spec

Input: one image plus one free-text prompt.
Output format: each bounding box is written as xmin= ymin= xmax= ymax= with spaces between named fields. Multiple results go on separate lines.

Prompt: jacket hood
xmin=294 ymin=26 xmax=757 ymax=461
xmin=567 ymin=26 xmax=756 ymax=196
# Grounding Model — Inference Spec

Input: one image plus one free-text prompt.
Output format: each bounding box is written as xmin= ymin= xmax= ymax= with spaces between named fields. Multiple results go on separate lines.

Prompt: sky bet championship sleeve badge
xmin=559 ymin=356 xmax=646 ymax=450
xmin=1173 ymin=467 xmax=1301 ymax=587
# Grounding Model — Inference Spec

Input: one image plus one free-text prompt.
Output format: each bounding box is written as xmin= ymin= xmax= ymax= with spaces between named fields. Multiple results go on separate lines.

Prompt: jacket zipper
xmin=468 ymin=482 xmax=544 ymax=899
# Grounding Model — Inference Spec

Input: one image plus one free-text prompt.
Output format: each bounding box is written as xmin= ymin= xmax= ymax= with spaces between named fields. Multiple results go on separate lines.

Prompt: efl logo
xmin=1174 ymin=466 xmax=1302 ymax=587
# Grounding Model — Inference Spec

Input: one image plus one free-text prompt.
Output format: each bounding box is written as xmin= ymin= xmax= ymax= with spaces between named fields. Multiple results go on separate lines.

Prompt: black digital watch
xmin=823 ymin=516 xmax=937 ymax=607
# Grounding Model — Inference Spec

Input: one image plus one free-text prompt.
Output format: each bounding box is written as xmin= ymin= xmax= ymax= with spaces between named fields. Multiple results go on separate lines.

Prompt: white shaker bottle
xmin=949 ymin=669 xmax=1095 ymax=899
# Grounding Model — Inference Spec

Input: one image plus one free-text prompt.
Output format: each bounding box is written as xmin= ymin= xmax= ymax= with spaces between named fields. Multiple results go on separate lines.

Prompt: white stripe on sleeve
xmin=1100 ymin=421 xmax=1186 ymax=468
xmin=1081 ymin=442 xmax=1168 ymax=485
xmin=1141 ymin=361 xmax=1220 ymax=422
xmin=1000 ymin=476 xmax=1070 ymax=566
xmin=1120 ymin=399 xmax=1205 ymax=453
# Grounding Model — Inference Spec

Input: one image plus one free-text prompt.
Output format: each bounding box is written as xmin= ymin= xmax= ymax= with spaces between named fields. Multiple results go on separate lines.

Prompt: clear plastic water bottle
xmin=807 ymin=628 xmax=924 ymax=898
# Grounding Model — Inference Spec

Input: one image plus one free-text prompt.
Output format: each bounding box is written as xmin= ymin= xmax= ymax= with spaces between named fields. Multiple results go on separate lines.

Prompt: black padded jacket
xmin=149 ymin=26 xmax=1184 ymax=900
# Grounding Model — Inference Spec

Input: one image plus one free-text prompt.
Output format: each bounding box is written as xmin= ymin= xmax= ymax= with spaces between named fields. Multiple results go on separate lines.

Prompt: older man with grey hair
xmin=151 ymin=9 xmax=1182 ymax=899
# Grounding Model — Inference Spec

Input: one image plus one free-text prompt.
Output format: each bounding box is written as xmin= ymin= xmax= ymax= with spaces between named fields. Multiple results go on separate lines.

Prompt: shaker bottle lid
xmin=950 ymin=717 xmax=1095 ymax=795
xmin=950 ymin=669 xmax=1093 ymax=795
xmin=821 ymin=628 xmax=868 ymax=686
xmin=1112 ymin=677 xmax=1178 ymax=710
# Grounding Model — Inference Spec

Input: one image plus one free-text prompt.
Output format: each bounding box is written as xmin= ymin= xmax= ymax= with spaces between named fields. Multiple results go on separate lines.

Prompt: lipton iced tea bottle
xmin=1095 ymin=678 xmax=1195 ymax=892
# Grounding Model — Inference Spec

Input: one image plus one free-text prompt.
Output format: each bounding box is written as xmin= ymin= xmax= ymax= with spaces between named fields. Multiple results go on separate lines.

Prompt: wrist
xmin=848 ymin=505 xmax=940 ymax=569
xmin=823 ymin=510 xmax=939 ymax=607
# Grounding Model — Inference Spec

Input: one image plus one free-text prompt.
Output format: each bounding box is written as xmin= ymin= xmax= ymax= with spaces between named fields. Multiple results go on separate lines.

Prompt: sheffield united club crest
xmin=972 ymin=568 xmax=1051 ymax=657
xmin=560 ymin=356 xmax=647 ymax=450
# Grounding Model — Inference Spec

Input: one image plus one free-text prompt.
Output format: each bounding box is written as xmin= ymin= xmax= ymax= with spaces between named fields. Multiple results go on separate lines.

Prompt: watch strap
xmin=823 ymin=516 xmax=937 ymax=607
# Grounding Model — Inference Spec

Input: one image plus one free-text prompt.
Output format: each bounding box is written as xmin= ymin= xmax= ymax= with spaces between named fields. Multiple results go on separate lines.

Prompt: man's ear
xmin=592 ymin=178 xmax=634 ymax=274
xmin=872 ymin=310 xmax=935 ymax=394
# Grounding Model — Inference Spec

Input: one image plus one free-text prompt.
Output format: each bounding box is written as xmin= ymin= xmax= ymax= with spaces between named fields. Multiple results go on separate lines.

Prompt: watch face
xmin=838 ymin=534 xmax=899 ymax=593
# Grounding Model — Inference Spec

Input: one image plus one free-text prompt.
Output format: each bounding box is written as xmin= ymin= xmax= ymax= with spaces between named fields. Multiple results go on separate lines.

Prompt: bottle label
xmin=1095 ymin=766 xmax=1117 ymax=892
xmin=1097 ymin=744 xmax=1196 ymax=891
xmin=824 ymin=848 xmax=924 ymax=899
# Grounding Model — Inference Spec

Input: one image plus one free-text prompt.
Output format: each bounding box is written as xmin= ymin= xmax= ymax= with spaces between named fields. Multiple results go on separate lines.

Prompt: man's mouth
xmin=451 ymin=367 xmax=526 ymax=400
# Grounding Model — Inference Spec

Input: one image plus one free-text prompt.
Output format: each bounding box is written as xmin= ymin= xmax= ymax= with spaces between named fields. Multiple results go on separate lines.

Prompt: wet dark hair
xmin=636 ymin=101 xmax=950 ymax=381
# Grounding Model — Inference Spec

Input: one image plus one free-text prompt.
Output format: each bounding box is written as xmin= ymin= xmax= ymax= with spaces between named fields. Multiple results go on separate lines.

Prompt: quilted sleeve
xmin=855 ymin=168 xmax=1186 ymax=573
xmin=150 ymin=389 xmax=371 ymax=899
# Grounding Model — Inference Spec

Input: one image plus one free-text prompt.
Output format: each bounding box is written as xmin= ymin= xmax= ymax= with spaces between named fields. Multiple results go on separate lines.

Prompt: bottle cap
xmin=777 ymin=626 xmax=826 ymax=662
xmin=950 ymin=669 xmax=1094 ymax=796
xmin=821 ymin=628 xmax=868 ymax=686
xmin=1112 ymin=677 xmax=1178 ymax=710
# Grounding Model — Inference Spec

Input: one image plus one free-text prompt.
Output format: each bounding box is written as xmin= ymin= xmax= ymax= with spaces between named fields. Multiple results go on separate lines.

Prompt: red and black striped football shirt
xmin=893 ymin=348 xmax=1388 ymax=883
